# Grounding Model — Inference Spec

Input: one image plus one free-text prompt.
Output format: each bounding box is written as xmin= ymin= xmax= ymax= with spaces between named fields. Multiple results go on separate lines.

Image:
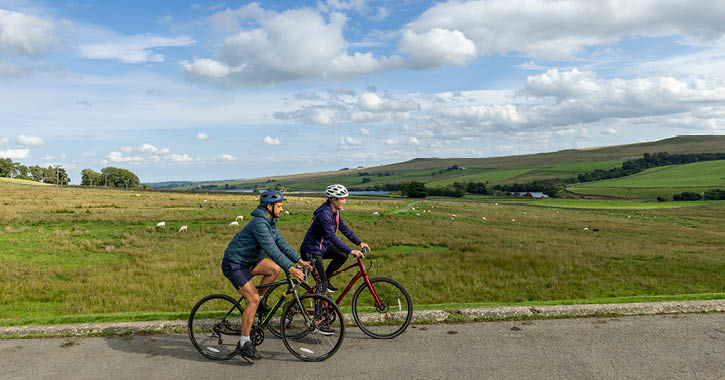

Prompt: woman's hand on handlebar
xmin=359 ymin=242 xmax=370 ymax=251
xmin=297 ymin=259 xmax=313 ymax=271
xmin=351 ymin=249 xmax=364 ymax=259
xmin=288 ymin=266 xmax=305 ymax=282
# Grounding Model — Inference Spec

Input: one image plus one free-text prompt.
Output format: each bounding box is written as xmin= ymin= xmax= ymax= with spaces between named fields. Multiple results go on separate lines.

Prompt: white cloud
xmin=82 ymin=150 xmax=97 ymax=157
xmin=136 ymin=143 xmax=170 ymax=154
xmin=264 ymin=136 xmax=281 ymax=145
xmin=0 ymin=9 xmax=57 ymax=58
xmin=408 ymin=137 xmax=420 ymax=145
xmin=17 ymin=134 xmax=44 ymax=146
xmin=168 ymin=153 xmax=193 ymax=162
xmin=340 ymin=136 xmax=362 ymax=145
xmin=183 ymin=4 xmax=402 ymax=85
xmin=0 ymin=148 xmax=29 ymax=159
xmin=398 ymin=28 xmax=477 ymax=69
xmin=107 ymin=151 xmax=143 ymax=163
xmin=275 ymin=91 xmax=419 ymax=125
xmin=218 ymin=153 xmax=236 ymax=161
xmin=385 ymin=139 xmax=398 ymax=145
xmin=405 ymin=0 xmax=725 ymax=60
xmin=360 ymin=128 xmax=370 ymax=136
xmin=0 ymin=137 xmax=8 ymax=144
xmin=79 ymin=34 xmax=195 ymax=64
xmin=196 ymin=132 xmax=209 ymax=140
xmin=120 ymin=146 xmax=133 ymax=152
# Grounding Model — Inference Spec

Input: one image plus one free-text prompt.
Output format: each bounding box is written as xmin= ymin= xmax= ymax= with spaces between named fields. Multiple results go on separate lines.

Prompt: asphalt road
xmin=1 ymin=313 xmax=723 ymax=380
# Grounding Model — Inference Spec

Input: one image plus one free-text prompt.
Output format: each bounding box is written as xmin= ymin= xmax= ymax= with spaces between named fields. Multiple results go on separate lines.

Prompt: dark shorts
xmin=221 ymin=259 xmax=255 ymax=290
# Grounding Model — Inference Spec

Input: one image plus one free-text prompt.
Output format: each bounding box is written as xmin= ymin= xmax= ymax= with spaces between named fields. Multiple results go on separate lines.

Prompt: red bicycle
xmin=262 ymin=248 xmax=413 ymax=339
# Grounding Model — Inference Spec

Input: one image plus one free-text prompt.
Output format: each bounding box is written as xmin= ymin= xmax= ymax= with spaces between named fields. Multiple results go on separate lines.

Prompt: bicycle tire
xmin=262 ymin=281 xmax=312 ymax=338
xmin=188 ymin=294 xmax=244 ymax=360
xmin=280 ymin=294 xmax=345 ymax=362
xmin=351 ymin=277 xmax=413 ymax=339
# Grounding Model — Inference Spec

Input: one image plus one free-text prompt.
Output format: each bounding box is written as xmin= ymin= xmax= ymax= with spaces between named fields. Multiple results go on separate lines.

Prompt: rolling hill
xmin=155 ymin=135 xmax=725 ymax=192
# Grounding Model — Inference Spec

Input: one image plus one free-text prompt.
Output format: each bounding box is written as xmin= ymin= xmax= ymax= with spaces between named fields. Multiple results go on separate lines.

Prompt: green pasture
xmin=508 ymin=198 xmax=725 ymax=209
xmin=574 ymin=160 xmax=725 ymax=188
xmin=1 ymin=182 xmax=724 ymax=325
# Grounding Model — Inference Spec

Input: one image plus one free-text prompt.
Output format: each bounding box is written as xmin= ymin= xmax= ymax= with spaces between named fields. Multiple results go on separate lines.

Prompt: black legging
xmin=301 ymin=244 xmax=350 ymax=294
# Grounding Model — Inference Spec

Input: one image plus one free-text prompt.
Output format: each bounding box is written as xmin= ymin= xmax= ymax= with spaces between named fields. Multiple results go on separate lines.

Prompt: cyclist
xmin=300 ymin=184 xmax=370 ymax=297
xmin=221 ymin=190 xmax=311 ymax=361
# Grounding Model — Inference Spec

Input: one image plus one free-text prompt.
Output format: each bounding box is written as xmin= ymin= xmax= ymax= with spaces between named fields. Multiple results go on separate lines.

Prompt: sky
xmin=2 ymin=0 xmax=725 ymax=184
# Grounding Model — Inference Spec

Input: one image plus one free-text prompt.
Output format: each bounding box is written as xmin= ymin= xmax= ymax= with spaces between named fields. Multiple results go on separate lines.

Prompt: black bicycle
xmin=188 ymin=267 xmax=344 ymax=362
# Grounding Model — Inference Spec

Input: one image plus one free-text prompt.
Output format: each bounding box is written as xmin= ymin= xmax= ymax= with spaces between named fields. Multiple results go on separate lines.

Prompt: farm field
xmin=1 ymin=182 xmax=724 ymax=325
xmin=567 ymin=160 xmax=725 ymax=199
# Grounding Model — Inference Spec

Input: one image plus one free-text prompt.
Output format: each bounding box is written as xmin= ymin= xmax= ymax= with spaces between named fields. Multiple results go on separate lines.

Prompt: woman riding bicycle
xmin=300 ymin=184 xmax=370 ymax=296
xmin=221 ymin=190 xmax=312 ymax=361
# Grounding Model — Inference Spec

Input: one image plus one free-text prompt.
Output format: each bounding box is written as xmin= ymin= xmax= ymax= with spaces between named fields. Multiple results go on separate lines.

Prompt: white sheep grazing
xmin=156 ymin=222 xmax=165 ymax=228
xmin=583 ymin=227 xmax=589 ymax=231
xmin=451 ymin=214 xmax=456 ymax=217
xmin=373 ymin=212 xmax=379 ymax=216
xmin=284 ymin=210 xmax=290 ymax=215
xmin=236 ymin=215 xmax=244 ymax=221
xmin=179 ymin=226 xmax=188 ymax=233
xmin=229 ymin=221 xmax=239 ymax=227
xmin=482 ymin=217 xmax=487 ymax=220
xmin=411 ymin=207 xmax=415 ymax=210
xmin=511 ymin=219 xmax=516 ymax=222
xmin=416 ymin=213 xmax=421 ymax=216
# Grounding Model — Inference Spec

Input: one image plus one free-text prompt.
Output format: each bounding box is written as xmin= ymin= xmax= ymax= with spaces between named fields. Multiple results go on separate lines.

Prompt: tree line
xmin=0 ymin=158 xmax=143 ymax=188
xmin=81 ymin=167 xmax=142 ymax=188
xmin=0 ymin=158 xmax=70 ymax=184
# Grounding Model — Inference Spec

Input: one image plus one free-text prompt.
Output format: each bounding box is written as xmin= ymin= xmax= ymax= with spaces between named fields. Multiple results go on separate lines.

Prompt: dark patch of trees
xmin=357 ymin=171 xmax=393 ymax=177
xmin=81 ymin=167 xmax=140 ymax=188
xmin=399 ymin=181 xmax=428 ymax=198
xmin=673 ymin=191 xmax=702 ymax=201
xmin=703 ymin=189 xmax=725 ymax=200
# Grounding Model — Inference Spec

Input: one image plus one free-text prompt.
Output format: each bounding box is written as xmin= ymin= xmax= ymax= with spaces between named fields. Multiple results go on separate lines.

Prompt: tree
xmin=400 ymin=181 xmax=428 ymax=198
xmin=0 ymin=158 xmax=13 ymax=177
xmin=101 ymin=167 xmax=141 ymax=188
xmin=81 ymin=169 xmax=105 ymax=186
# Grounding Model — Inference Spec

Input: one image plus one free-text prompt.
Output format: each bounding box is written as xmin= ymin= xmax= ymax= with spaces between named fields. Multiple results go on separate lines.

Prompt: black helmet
xmin=260 ymin=190 xmax=285 ymax=205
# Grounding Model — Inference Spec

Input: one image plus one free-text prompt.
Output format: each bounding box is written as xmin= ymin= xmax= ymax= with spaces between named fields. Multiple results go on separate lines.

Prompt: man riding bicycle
xmin=300 ymin=184 xmax=370 ymax=297
xmin=221 ymin=190 xmax=312 ymax=361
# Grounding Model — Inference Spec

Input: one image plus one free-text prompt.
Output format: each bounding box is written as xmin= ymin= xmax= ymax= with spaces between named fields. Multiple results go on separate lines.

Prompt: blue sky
xmin=2 ymin=0 xmax=725 ymax=183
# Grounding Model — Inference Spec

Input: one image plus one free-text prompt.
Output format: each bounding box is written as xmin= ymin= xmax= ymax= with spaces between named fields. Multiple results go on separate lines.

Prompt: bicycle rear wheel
xmin=352 ymin=277 xmax=413 ymax=339
xmin=262 ymin=281 xmax=312 ymax=338
xmin=280 ymin=294 xmax=344 ymax=362
xmin=188 ymin=294 xmax=243 ymax=360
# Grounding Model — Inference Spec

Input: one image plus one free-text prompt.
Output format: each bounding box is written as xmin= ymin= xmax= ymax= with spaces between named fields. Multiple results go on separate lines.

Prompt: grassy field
xmin=1 ymin=182 xmax=724 ymax=325
xmin=567 ymin=160 xmax=725 ymax=199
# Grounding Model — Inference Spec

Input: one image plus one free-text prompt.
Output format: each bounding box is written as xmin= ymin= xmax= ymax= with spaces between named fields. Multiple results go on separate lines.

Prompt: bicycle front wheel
xmin=188 ymin=294 xmax=244 ymax=360
xmin=262 ymin=281 xmax=312 ymax=339
xmin=352 ymin=277 xmax=413 ymax=339
xmin=280 ymin=294 xmax=345 ymax=362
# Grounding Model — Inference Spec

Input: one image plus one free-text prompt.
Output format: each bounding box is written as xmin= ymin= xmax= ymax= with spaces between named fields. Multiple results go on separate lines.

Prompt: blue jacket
xmin=223 ymin=206 xmax=301 ymax=271
xmin=300 ymin=204 xmax=361 ymax=256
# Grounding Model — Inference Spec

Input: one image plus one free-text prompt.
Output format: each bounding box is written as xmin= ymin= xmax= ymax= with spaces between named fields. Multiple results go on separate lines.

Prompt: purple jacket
xmin=300 ymin=204 xmax=361 ymax=256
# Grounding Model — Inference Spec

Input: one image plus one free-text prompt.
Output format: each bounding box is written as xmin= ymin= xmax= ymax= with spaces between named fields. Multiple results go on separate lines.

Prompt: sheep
xmin=373 ymin=212 xmax=379 ymax=216
xmin=482 ymin=217 xmax=487 ymax=220
xmin=451 ymin=214 xmax=456 ymax=217
xmin=284 ymin=210 xmax=290 ymax=215
xmin=179 ymin=226 xmax=188 ymax=233
xmin=156 ymin=222 xmax=165 ymax=228
xmin=236 ymin=215 xmax=244 ymax=221
xmin=229 ymin=221 xmax=239 ymax=227
xmin=416 ymin=213 xmax=421 ymax=216
xmin=583 ymin=227 xmax=589 ymax=231
xmin=511 ymin=219 xmax=515 ymax=222
xmin=411 ymin=207 xmax=416 ymax=210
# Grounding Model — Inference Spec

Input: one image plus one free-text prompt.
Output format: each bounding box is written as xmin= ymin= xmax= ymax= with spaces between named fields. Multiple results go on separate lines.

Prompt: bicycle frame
xmin=224 ymin=275 xmax=314 ymax=331
xmin=311 ymin=257 xmax=384 ymax=310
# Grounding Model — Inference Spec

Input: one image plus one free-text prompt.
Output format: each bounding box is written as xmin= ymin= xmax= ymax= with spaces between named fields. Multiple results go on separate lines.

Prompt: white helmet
xmin=326 ymin=184 xmax=349 ymax=198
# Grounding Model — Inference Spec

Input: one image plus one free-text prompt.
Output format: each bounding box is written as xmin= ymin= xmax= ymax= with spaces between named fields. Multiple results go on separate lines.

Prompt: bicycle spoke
xmin=188 ymin=294 xmax=244 ymax=360
xmin=353 ymin=278 xmax=412 ymax=339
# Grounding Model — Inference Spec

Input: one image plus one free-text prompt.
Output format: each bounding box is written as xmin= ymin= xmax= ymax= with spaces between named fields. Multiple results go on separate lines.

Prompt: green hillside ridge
xmin=567 ymin=160 xmax=725 ymax=199
xmin=158 ymin=135 xmax=725 ymax=191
